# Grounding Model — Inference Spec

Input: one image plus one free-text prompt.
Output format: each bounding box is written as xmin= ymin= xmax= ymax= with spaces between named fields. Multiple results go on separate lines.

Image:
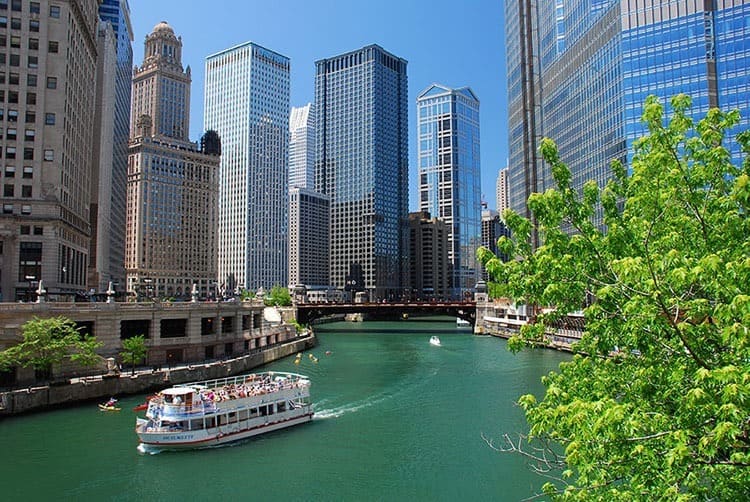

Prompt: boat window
xmin=190 ymin=419 xmax=202 ymax=430
xmin=249 ymin=408 xmax=258 ymax=418
xmin=260 ymin=405 xmax=268 ymax=416
xmin=205 ymin=417 xmax=215 ymax=428
xmin=238 ymin=410 xmax=248 ymax=421
xmin=228 ymin=412 xmax=237 ymax=424
xmin=277 ymin=401 xmax=287 ymax=412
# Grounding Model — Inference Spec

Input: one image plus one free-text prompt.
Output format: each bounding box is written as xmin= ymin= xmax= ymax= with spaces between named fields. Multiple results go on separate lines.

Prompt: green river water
xmin=0 ymin=319 xmax=569 ymax=501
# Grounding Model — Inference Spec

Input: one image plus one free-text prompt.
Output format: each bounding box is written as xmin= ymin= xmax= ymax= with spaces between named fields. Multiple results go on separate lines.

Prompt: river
xmin=0 ymin=319 xmax=569 ymax=501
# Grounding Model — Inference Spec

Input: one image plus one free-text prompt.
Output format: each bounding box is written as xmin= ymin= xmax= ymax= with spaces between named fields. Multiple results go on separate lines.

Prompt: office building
xmin=417 ymin=84 xmax=481 ymax=299
xmin=408 ymin=211 xmax=450 ymax=301
xmin=125 ymin=22 xmax=220 ymax=300
xmin=205 ymin=42 xmax=290 ymax=293
xmin=288 ymin=187 xmax=329 ymax=288
xmin=505 ymin=0 xmax=750 ymax=234
xmin=89 ymin=0 xmax=133 ymax=294
xmin=289 ymin=103 xmax=315 ymax=191
xmin=0 ymin=0 xmax=100 ymax=301
xmin=496 ymin=167 xmax=509 ymax=221
xmin=315 ymin=45 xmax=409 ymax=301
xmin=480 ymin=208 xmax=510 ymax=280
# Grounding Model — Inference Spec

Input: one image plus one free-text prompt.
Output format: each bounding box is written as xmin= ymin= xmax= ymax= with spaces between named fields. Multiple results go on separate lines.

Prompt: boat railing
xmin=175 ymin=371 xmax=308 ymax=393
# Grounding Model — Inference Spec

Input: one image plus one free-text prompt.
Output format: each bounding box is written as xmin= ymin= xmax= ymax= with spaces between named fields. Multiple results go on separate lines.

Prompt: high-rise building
xmin=480 ymin=208 xmax=510 ymax=280
xmin=417 ymin=84 xmax=481 ymax=299
xmin=90 ymin=0 xmax=133 ymax=294
xmin=288 ymin=187 xmax=329 ymax=288
xmin=505 ymin=0 xmax=750 ymax=234
xmin=496 ymin=167 xmax=509 ymax=221
xmin=204 ymin=42 xmax=290 ymax=293
xmin=125 ymin=22 xmax=220 ymax=300
xmin=289 ymin=103 xmax=315 ymax=191
xmin=315 ymin=44 xmax=409 ymax=301
xmin=408 ymin=211 xmax=450 ymax=301
xmin=0 ymin=0 xmax=101 ymax=301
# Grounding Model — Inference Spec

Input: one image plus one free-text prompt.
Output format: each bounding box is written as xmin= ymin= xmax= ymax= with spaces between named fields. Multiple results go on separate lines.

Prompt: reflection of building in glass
xmin=408 ymin=211 xmax=450 ymax=301
xmin=505 ymin=0 xmax=750 ymax=234
xmin=205 ymin=42 xmax=290 ymax=292
xmin=125 ymin=22 xmax=220 ymax=300
xmin=417 ymin=84 xmax=481 ymax=299
xmin=315 ymin=45 xmax=409 ymax=301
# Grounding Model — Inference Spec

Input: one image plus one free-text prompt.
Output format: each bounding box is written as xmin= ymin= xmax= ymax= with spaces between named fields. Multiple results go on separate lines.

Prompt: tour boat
xmin=429 ymin=336 xmax=442 ymax=346
xmin=135 ymin=371 xmax=313 ymax=452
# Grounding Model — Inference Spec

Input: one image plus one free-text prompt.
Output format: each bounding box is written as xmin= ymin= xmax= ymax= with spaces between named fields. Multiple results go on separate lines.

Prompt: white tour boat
xmin=429 ymin=336 xmax=442 ymax=346
xmin=135 ymin=371 xmax=313 ymax=452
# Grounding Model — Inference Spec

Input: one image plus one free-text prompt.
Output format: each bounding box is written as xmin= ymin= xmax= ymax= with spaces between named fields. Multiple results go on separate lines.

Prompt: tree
xmin=0 ymin=316 xmax=103 ymax=376
xmin=120 ymin=335 xmax=148 ymax=376
xmin=265 ymin=285 xmax=291 ymax=306
xmin=477 ymin=95 xmax=750 ymax=499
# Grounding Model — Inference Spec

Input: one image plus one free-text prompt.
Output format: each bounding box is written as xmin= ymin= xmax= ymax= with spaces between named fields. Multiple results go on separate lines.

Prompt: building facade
xmin=204 ymin=42 xmax=290 ymax=293
xmin=125 ymin=22 xmax=220 ymax=300
xmin=89 ymin=0 xmax=133 ymax=294
xmin=0 ymin=0 xmax=100 ymax=301
xmin=505 ymin=0 xmax=750 ymax=233
xmin=315 ymin=44 xmax=409 ymax=301
xmin=480 ymin=208 xmax=510 ymax=280
xmin=288 ymin=187 xmax=329 ymax=288
xmin=417 ymin=84 xmax=481 ymax=299
xmin=408 ymin=211 xmax=450 ymax=301
xmin=289 ymin=103 xmax=315 ymax=191
xmin=496 ymin=167 xmax=509 ymax=221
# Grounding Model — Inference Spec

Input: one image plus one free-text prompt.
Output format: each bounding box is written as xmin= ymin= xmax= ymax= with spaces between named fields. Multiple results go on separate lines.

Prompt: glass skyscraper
xmin=205 ymin=42 xmax=290 ymax=293
xmin=417 ymin=84 xmax=481 ymax=299
xmin=506 ymin=0 xmax=750 ymax=232
xmin=315 ymin=45 xmax=409 ymax=301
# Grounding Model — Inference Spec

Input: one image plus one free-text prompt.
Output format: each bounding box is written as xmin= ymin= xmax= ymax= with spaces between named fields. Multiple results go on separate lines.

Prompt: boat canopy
xmin=160 ymin=387 xmax=196 ymax=396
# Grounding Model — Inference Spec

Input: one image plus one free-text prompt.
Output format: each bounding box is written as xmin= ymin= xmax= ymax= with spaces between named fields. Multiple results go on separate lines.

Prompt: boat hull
xmin=137 ymin=412 xmax=313 ymax=452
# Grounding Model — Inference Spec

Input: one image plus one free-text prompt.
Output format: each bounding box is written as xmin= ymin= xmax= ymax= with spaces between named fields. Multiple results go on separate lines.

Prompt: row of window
xmin=0 ymin=145 xmax=52 ymax=159
xmin=0 ymin=35 xmax=58 ymax=52
xmin=0 ymin=72 xmax=56 ymax=87
xmin=0 ymin=108 xmax=54 ymax=123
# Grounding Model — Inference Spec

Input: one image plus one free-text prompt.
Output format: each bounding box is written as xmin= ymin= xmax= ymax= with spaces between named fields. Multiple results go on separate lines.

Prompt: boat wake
xmin=314 ymin=392 xmax=394 ymax=419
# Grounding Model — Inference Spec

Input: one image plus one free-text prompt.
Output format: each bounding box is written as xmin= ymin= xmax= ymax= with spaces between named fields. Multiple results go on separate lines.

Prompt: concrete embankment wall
xmin=0 ymin=334 xmax=316 ymax=417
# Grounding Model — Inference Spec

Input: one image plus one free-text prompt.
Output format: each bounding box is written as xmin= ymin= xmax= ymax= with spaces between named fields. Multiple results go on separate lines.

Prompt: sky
xmin=128 ymin=0 xmax=507 ymax=210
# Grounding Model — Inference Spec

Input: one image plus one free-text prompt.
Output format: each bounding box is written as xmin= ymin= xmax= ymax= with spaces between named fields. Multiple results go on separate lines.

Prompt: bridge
xmin=295 ymin=301 xmax=477 ymax=325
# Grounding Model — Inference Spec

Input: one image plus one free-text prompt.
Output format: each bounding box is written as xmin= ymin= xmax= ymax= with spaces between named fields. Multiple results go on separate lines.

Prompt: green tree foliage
xmin=264 ymin=285 xmax=291 ymax=306
xmin=477 ymin=95 xmax=750 ymax=499
xmin=120 ymin=335 xmax=148 ymax=376
xmin=0 ymin=316 xmax=103 ymax=373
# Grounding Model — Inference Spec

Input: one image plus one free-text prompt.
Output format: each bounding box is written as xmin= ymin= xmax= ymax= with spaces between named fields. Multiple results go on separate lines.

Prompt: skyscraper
xmin=125 ymin=22 xmax=220 ymax=300
xmin=0 ymin=0 xmax=101 ymax=301
xmin=289 ymin=103 xmax=315 ymax=191
xmin=417 ymin=84 xmax=481 ymax=299
xmin=204 ymin=42 xmax=290 ymax=293
xmin=408 ymin=211 xmax=450 ymax=301
xmin=288 ymin=187 xmax=329 ymax=288
xmin=505 ymin=0 xmax=750 ymax=232
xmin=90 ymin=0 xmax=133 ymax=294
xmin=496 ymin=167 xmax=509 ymax=222
xmin=315 ymin=44 xmax=409 ymax=301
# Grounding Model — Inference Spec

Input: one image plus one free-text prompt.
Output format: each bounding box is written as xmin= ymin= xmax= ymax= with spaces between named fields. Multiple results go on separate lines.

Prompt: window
xmin=24 ymin=111 xmax=34 ymax=123
xmin=11 ymin=0 xmax=20 ymax=11
xmin=4 ymin=165 xmax=14 ymax=177
xmin=0 ymin=54 xmax=5 ymax=64
xmin=48 ymin=41 xmax=58 ymax=53
xmin=6 ymin=146 xmax=15 ymax=159
xmin=0 ymin=90 xmax=4 ymax=102
xmin=2 ymin=204 xmax=12 ymax=214
xmin=23 ymin=147 xmax=32 ymax=160
xmin=8 ymin=109 xmax=17 ymax=122
xmin=49 ymin=5 xmax=60 ymax=18
xmin=30 ymin=2 xmax=39 ymax=14
xmin=24 ymin=129 xmax=34 ymax=141
xmin=6 ymin=127 xmax=15 ymax=140
xmin=10 ymin=17 xmax=19 ymax=29
xmin=25 ymin=92 xmax=35 ymax=105
xmin=44 ymin=113 xmax=54 ymax=125
xmin=28 ymin=38 xmax=38 ymax=50
xmin=43 ymin=149 xmax=52 ymax=161
xmin=20 ymin=204 xmax=30 ymax=214
xmin=46 ymin=77 xmax=56 ymax=89
xmin=27 ymin=74 xmax=36 ymax=86
xmin=10 ymin=35 xmax=19 ymax=48
xmin=20 ymin=225 xmax=30 ymax=235
xmin=3 ymin=184 xmax=13 ymax=197
xmin=27 ymin=56 xmax=38 ymax=69
xmin=33 ymin=226 xmax=42 ymax=235
xmin=21 ymin=185 xmax=30 ymax=197
xmin=0 ymin=17 xmax=6 ymax=29
xmin=9 ymin=54 xmax=19 ymax=67
xmin=29 ymin=19 xmax=39 ymax=31
xmin=7 ymin=91 xmax=17 ymax=103
xmin=0 ymin=72 xmax=4 ymax=84
xmin=9 ymin=72 xmax=18 ymax=84
xmin=22 ymin=165 xmax=32 ymax=178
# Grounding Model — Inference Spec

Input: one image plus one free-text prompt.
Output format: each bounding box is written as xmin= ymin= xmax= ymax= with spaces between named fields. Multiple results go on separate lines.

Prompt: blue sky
xmin=128 ymin=0 xmax=507 ymax=210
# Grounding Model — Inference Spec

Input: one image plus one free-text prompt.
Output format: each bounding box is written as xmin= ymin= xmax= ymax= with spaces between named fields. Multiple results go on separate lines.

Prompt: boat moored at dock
xmin=135 ymin=371 xmax=313 ymax=452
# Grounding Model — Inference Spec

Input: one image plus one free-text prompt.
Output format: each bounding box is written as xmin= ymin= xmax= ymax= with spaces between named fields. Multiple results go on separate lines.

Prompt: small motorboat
xmin=132 ymin=395 xmax=157 ymax=412
xmin=429 ymin=336 xmax=441 ymax=346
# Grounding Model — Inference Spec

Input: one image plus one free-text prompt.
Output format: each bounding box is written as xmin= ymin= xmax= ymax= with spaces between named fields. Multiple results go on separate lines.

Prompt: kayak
xmin=99 ymin=404 xmax=121 ymax=412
